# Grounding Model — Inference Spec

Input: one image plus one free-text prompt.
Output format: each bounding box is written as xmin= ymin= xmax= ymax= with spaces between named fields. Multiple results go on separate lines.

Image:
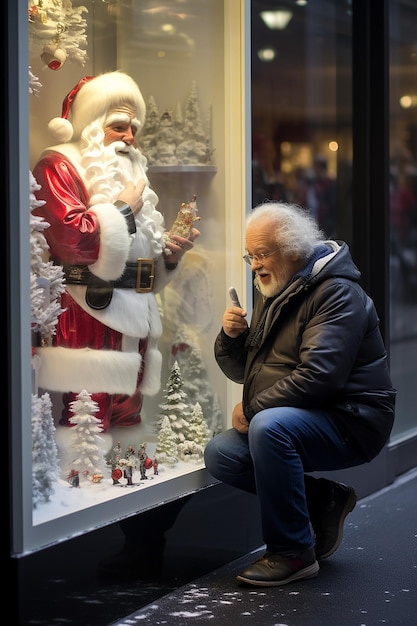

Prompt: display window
xmin=18 ymin=0 xmax=250 ymax=553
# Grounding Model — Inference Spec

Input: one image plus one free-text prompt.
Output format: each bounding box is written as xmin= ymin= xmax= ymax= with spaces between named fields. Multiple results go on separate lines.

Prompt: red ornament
xmin=144 ymin=457 xmax=153 ymax=470
xmin=111 ymin=468 xmax=123 ymax=480
xmin=40 ymin=45 xmax=67 ymax=70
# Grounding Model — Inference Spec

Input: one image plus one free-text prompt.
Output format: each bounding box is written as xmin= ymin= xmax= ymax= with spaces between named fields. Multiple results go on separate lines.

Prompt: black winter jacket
xmin=215 ymin=241 xmax=396 ymax=462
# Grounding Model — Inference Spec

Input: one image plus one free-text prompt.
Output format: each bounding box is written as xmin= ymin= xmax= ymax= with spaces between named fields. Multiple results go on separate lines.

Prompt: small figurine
xmin=138 ymin=442 xmax=149 ymax=480
xmin=123 ymin=464 xmax=134 ymax=486
xmin=168 ymin=195 xmax=200 ymax=242
xmin=111 ymin=467 xmax=123 ymax=485
xmin=67 ymin=469 xmax=80 ymax=488
xmin=118 ymin=457 xmax=137 ymax=486
xmin=108 ymin=441 xmax=122 ymax=484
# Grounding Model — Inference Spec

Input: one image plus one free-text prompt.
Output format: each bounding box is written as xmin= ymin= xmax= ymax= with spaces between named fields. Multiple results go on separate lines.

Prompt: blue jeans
xmin=204 ymin=407 xmax=364 ymax=554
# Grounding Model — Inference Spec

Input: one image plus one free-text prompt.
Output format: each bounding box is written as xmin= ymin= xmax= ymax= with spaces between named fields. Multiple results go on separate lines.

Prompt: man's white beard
xmin=256 ymin=266 xmax=294 ymax=298
xmin=80 ymin=128 xmax=147 ymax=207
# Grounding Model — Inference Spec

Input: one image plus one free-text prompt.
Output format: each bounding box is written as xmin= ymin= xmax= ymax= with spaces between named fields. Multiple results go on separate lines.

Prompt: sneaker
xmin=236 ymin=548 xmax=319 ymax=587
xmin=312 ymin=482 xmax=357 ymax=560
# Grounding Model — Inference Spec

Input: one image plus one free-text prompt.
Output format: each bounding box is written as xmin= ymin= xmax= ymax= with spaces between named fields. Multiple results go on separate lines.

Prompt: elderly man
xmin=204 ymin=201 xmax=395 ymax=587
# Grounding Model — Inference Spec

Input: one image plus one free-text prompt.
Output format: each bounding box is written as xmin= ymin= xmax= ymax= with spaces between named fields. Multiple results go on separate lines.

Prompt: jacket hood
xmin=253 ymin=240 xmax=361 ymax=301
xmin=305 ymin=240 xmax=361 ymax=286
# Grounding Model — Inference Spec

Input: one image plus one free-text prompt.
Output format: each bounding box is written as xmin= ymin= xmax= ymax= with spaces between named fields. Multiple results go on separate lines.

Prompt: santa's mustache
xmin=111 ymin=141 xmax=138 ymax=158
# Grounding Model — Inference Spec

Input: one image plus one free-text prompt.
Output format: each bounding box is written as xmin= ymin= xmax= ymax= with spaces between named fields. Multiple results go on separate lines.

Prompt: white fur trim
xmin=48 ymin=117 xmax=73 ymax=143
xmin=65 ymin=286 xmax=163 ymax=338
xmin=37 ymin=346 xmax=141 ymax=395
xmin=140 ymin=344 xmax=162 ymax=395
xmin=88 ymin=204 xmax=131 ymax=280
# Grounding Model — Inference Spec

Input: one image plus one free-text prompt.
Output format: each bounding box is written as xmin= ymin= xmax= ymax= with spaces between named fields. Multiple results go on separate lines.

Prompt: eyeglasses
xmin=243 ymin=249 xmax=279 ymax=265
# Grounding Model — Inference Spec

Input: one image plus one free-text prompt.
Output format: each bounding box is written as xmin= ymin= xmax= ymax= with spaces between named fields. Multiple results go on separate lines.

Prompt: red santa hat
xmin=47 ymin=71 xmax=147 ymax=143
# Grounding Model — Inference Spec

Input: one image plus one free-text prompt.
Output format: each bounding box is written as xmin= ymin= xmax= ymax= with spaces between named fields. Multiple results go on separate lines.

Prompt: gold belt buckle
xmin=136 ymin=258 xmax=154 ymax=293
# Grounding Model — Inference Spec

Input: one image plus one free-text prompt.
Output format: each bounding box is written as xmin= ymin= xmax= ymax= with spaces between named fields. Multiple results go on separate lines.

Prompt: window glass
xmin=389 ymin=0 xmax=417 ymax=440
xmin=251 ymin=0 xmax=353 ymax=243
xmin=26 ymin=0 xmax=244 ymax=550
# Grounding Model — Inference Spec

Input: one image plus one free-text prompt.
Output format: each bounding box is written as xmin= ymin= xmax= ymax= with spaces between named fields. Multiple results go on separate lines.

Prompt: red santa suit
xmin=32 ymin=72 xmax=178 ymax=431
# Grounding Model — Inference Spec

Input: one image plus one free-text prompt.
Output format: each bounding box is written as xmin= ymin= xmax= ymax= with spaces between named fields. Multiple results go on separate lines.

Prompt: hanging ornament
xmin=40 ymin=23 xmax=67 ymax=70
xmin=41 ymin=44 xmax=67 ymax=70
xmin=29 ymin=1 xmax=88 ymax=68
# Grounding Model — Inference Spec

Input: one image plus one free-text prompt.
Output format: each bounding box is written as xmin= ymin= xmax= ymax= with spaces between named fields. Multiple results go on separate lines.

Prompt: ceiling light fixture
xmin=260 ymin=9 xmax=293 ymax=30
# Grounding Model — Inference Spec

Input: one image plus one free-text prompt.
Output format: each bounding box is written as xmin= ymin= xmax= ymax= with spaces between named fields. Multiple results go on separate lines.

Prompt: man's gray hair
xmin=246 ymin=201 xmax=326 ymax=260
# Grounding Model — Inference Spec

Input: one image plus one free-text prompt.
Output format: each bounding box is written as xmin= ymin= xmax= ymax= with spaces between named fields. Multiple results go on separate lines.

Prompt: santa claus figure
xmin=32 ymin=71 xmax=199 ymax=456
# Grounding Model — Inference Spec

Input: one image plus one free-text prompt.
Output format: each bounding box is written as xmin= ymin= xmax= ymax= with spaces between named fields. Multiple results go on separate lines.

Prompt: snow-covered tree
xmin=177 ymin=402 xmax=209 ymax=463
xmin=177 ymin=439 xmax=205 ymax=462
xmin=140 ymin=95 xmax=160 ymax=165
xmin=32 ymin=392 xmax=60 ymax=507
xmin=30 ymin=171 xmax=65 ymax=343
xmin=173 ymin=100 xmax=184 ymax=146
xmin=185 ymin=402 xmax=209 ymax=447
xmin=156 ymin=361 xmax=192 ymax=443
xmin=29 ymin=66 xmax=42 ymax=96
xmin=172 ymin=335 xmax=223 ymax=437
xmin=140 ymin=83 xmax=214 ymax=166
xmin=67 ymin=389 xmax=107 ymax=481
xmin=154 ymin=415 xmax=178 ymax=467
xmin=182 ymin=81 xmax=206 ymax=143
xmin=156 ymin=110 xmax=178 ymax=165
xmin=176 ymin=81 xmax=207 ymax=164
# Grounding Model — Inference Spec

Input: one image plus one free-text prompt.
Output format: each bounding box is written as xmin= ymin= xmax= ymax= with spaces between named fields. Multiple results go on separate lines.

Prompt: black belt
xmin=60 ymin=259 xmax=155 ymax=310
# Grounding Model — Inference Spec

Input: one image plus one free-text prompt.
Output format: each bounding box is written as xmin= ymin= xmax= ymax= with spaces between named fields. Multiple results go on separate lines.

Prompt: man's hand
xmin=117 ymin=179 xmax=146 ymax=216
xmin=232 ymin=402 xmax=249 ymax=434
xmin=222 ymin=305 xmax=248 ymax=338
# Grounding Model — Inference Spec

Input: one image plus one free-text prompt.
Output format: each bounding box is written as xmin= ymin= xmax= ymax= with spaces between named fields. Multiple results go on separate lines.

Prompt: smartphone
xmin=228 ymin=286 xmax=242 ymax=308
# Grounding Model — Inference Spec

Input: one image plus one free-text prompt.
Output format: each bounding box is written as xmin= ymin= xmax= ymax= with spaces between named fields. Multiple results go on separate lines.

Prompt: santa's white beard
xmin=78 ymin=127 xmax=165 ymax=257
xmin=80 ymin=138 xmax=147 ymax=206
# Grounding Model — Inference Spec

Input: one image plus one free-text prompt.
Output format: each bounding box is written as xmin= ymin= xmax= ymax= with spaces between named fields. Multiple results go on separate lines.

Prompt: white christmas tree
xmin=172 ymin=332 xmax=223 ymax=437
xmin=176 ymin=81 xmax=207 ymax=164
xmin=32 ymin=392 xmax=60 ymax=507
xmin=142 ymin=82 xmax=214 ymax=166
xmin=154 ymin=415 xmax=178 ymax=467
xmin=30 ymin=171 xmax=65 ymax=343
xmin=31 ymin=169 xmax=65 ymax=502
xmin=173 ymin=100 xmax=184 ymax=146
xmin=182 ymin=81 xmax=206 ymax=143
xmin=140 ymin=95 xmax=160 ymax=166
xmin=177 ymin=402 xmax=209 ymax=463
xmin=29 ymin=66 xmax=42 ymax=96
xmin=185 ymin=402 xmax=210 ymax=446
xmin=156 ymin=110 xmax=178 ymax=165
xmin=67 ymin=389 xmax=107 ymax=482
xmin=156 ymin=361 xmax=191 ymax=444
